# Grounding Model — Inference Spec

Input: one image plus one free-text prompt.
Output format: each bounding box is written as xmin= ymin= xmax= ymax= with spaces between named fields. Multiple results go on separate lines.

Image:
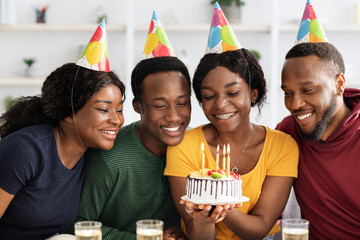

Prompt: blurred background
xmin=1 ymin=0 xmax=360 ymax=128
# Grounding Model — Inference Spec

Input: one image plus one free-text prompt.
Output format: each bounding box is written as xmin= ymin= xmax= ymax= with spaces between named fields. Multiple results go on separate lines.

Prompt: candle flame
xmin=201 ymin=142 xmax=204 ymax=151
xmin=227 ymin=143 xmax=230 ymax=155
xmin=217 ymin=145 xmax=219 ymax=153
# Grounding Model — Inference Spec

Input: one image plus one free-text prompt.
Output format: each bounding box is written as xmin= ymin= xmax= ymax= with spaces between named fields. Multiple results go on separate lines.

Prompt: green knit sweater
xmin=76 ymin=121 xmax=180 ymax=240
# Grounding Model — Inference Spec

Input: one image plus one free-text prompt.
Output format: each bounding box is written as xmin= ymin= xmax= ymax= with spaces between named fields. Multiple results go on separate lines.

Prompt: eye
xmin=116 ymin=109 xmax=123 ymax=113
xmin=303 ymin=88 xmax=315 ymax=93
xmin=154 ymin=105 xmax=166 ymax=109
xmin=177 ymin=102 xmax=187 ymax=106
xmin=283 ymin=91 xmax=292 ymax=97
xmin=203 ymin=95 xmax=215 ymax=100
xmin=96 ymin=108 xmax=108 ymax=113
xmin=228 ymin=91 xmax=240 ymax=96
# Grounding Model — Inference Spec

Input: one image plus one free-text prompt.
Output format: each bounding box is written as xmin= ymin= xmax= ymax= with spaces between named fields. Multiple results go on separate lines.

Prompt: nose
xmin=165 ymin=106 xmax=182 ymax=122
xmin=215 ymin=94 xmax=228 ymax=109
xmin=289 ymin=93 xmax=305 ymax=111
xmin=109 ymin=110 xmax=124 ymax=127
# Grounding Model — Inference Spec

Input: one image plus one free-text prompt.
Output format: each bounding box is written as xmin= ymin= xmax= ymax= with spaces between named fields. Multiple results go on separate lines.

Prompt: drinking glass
xmin=74 ymin=221 xmax=102 ymax=240
xmin=136 ymin=219 xmax=163 ymax=240
xmin=282 ymin=218 xmax=309 ymax=240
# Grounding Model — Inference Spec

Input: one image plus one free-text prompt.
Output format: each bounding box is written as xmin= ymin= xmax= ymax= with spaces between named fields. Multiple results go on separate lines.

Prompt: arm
xmin=0 ymin=188 xmax=14 ymax=219
xmin=168 ymin=176 xmax=232 ymax=240
xmin=223 ymin=176 xmax=294 ymax=239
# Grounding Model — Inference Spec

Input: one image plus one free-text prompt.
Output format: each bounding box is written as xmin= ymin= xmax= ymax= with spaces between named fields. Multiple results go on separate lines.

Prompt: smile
xmin=162 ymin=126 xmax=180 ymax=132
xmin=216 ymin=112 xmax=235 ymax=120
xmin=101 ymin=130 xmax=117 ymax=135
xmin=296 ymin=113 xmax=312 ymax=120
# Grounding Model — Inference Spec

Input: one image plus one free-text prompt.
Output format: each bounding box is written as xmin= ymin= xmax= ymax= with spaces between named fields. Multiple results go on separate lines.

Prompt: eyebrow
xmin=281 ymin=81 xmax=314 ymax=89
xmin=152 ymin=94 xmax=190 ymax=101
xmin=94 ymin=100 xmax=113 ymax=104
xmin=201 ymin=81 xmax=241 ymax=90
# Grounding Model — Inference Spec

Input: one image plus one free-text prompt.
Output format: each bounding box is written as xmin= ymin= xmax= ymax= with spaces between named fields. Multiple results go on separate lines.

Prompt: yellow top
xmin=165 ymin=125 xmax=299 ymax=240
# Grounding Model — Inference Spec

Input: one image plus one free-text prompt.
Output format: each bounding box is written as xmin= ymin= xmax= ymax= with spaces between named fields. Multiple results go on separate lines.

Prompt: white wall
xmin=1 ymin=0 xmax=360 ymax=129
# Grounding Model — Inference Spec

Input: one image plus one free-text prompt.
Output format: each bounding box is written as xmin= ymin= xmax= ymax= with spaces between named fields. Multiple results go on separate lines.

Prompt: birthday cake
xmin=183 ymin=169 xmax=243 ymax=205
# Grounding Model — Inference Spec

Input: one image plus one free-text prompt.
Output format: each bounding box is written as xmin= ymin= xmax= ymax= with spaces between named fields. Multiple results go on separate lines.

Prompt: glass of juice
xmin=282 ymin=218 xmax=309 ymax=240
xmin=74 ymin=221 xmax=102 ymax=240
xmin=136 ymin=219 xmax=163 ymax=240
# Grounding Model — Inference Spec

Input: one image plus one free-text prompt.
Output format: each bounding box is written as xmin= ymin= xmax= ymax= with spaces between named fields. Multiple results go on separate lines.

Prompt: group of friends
xmin=1 ymin=2 xmax=360 ymax=240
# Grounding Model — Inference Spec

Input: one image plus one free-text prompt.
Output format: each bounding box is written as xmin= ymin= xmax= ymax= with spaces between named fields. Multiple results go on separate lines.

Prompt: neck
xmin=321 ymin=100 xmax=351 ymax=141
xmin=215 ymin=123 xmax=253 ymax=147
xmin=55 ymin=124 xmax=87 ymax=169
xmin=135 ymin=121 xmax=166 ymax=157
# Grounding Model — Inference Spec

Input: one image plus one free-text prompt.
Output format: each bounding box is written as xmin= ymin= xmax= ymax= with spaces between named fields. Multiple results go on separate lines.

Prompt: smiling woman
xmin=165 ymin=49 xmax=299 ymax=240
xmin=0 ymin=63 xmax=125 ymax=239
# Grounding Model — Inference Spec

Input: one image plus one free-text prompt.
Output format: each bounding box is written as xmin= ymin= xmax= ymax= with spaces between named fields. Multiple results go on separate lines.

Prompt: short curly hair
xmin=193 ymin=49 xmax=267 ymax=111
xmin=285 ymin=42 xmax=345 ymax=76
xmin=0 ymin=63 xmax=125 ymax=139
xmin=131 ymin=57 xmax=191 ymax=102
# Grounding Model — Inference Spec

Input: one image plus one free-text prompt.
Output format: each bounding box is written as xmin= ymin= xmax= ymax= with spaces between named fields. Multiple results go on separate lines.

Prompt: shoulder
xmin=276 ymin=116 xmax=296 ymax=133
xmin=263 ymin=127 xmax=299 ymax=177
xmin=2 ymin=124 xmax=53 ymax=143
xmin=0 ymin=124 xmax=54 ymax=157
xmin=181 ymin=125 xmax=204 ymax=143
xmin=265 ymin=126 xmax=298 ymax=149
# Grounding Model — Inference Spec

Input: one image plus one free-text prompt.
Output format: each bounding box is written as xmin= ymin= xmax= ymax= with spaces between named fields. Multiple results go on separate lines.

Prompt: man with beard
xmin=276 ymin=42 xmax=360 ymax=239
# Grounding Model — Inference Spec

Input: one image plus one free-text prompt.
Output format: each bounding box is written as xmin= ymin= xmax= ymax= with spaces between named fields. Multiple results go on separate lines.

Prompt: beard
xmin=300 ymin=93 xmax=337 ymax=141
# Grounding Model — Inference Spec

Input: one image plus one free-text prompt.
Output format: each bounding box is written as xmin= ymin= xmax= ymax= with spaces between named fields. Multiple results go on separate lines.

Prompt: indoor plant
xmin=23 ymin=58 xmax=36 ymax=77
xmin=211 ymin=0 xmax=245 ymax=7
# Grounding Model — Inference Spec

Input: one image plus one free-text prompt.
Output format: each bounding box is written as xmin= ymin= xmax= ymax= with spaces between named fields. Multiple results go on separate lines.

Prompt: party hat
xmin=76 ymin=18 xmax=110 ymax=72
xmin=144 ymin=11 xmax=176 ymax=58
xmin=295 ymin=0 xmax=328 ymax=44
xmin=205 ymin=2 xmax=242 ymax=54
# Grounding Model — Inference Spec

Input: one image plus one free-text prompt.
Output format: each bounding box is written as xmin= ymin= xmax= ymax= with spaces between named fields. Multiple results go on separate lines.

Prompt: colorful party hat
xmin=144 ymin=11 xmax=176 ymax=58
xmin=76 ymin=18 xmax=110 ymax=72
xmin=205 ymin=2 xmax=242 ymax=54
xmin=295 ymin=0 xmax=328 ymax=44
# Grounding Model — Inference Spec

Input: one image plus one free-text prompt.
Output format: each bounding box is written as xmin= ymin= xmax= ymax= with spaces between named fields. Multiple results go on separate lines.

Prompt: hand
xmin=180 ymin=199 xmax=238 ymax=224
xmin=163 ymin=225 xmax=187 ymax=240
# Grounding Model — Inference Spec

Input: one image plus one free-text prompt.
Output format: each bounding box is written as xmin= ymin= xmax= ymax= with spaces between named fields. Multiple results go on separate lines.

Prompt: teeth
xmin=102 ymin=130 xmax=116 ymax=135
xmin=297 ymin=113 xmax=312 ymax=120
xmin=216 ymin=113 xmax=235 ymax=120
xmin=163 ymin=126 xmax=180 ymax=132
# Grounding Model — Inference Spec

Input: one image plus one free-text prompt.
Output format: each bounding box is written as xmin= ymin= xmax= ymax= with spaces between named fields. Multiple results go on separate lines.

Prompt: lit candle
xmin=201 ymin=142 xmax=205 ymax=177
xmin=227 ymin=144 xmax=230 ymax=178
xmin=216 ymin=145 xmax=219 ymax=170
xmin=222 ymin=146 xmax=226 ymax=170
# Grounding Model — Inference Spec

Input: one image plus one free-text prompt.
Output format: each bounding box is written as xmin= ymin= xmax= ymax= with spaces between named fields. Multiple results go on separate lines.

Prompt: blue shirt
xmin=0 ymin=124 xmax=84 ymax=240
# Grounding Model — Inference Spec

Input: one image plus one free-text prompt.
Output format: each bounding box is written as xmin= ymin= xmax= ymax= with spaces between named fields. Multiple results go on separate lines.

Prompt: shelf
xmin=279 ymin=24 xmax=360 ymax=32
xmin=0 ymin=77 xmax=45 ymax=86
xmin=0 ymin=24 xmax=126 ymax=32
xmin=134 ymin=24 xmax=271 ymax=33
xmin=2 ymin=23 xmax=360 ymax=33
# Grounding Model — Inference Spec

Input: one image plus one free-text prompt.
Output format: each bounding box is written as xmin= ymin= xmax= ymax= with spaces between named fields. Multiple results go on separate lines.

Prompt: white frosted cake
xmin=183 ymin=169 xmax=243 ymax=205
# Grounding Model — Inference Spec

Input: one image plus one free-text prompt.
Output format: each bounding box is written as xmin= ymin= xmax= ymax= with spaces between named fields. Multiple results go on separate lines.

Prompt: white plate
xmin=181 ymin=195 xmax=249 ymax=205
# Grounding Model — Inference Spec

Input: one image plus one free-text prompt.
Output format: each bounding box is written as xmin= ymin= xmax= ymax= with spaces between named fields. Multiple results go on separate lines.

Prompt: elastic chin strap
xmin=70 ymin=66 xmax=86 ymax=149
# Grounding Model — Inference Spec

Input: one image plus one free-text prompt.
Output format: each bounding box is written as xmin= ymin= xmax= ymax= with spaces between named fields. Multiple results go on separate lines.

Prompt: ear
xmin=132 ymin=99 xmax=141 ymax=114
xmin=64 ymin=116 xmax=74 ymax=124
xmin=251 ymin=89 xmax=259 ymax=104
xmin=336 ymin=73 xmax=346 ymax=96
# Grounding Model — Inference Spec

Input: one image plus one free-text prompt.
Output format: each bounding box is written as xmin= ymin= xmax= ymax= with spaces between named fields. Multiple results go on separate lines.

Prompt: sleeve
xmin=267 ymin=133 xmax=299 ymax=178
xmin=0 ymin=134 xmax=41 ymax=195
xmin=76 ymin=150 xmax=135 ymax=240
xmin=165 ymin=137 xmax=200 ymax=177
